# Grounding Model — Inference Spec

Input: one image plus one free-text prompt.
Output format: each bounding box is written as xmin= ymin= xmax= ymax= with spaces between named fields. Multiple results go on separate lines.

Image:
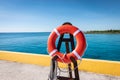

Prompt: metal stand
xmin=48 ymin=34 xmax=80 ymax=80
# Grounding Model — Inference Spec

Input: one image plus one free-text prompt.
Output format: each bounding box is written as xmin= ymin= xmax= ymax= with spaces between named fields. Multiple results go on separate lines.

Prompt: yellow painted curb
xmin=0 ymin=51 xmax=51 ymax=66
xmin=0 ymin=51 xmax=120 ymax=76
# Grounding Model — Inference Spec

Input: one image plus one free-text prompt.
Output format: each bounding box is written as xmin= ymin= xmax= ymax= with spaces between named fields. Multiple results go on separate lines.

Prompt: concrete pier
xmin=0 ymin=60 xmax=120 ymax=80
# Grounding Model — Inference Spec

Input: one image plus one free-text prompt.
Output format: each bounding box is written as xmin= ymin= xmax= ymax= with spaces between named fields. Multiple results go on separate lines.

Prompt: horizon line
xmin=0 ymin=29 xmax=120 ymax=33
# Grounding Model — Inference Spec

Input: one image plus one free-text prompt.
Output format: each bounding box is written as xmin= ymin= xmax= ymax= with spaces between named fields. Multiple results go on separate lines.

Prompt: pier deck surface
xmin=0 ymin=60 xmax=120 ymax=80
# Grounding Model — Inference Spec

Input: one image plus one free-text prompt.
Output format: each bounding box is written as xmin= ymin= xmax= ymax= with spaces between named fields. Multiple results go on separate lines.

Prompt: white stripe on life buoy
xmin=49 ymin=49 xmax=57 ymax=56
xmin=73 ymin=29 xmax=80 ymax=36
xmin=72 ymin=50 xmax=82 ymax=60
xmin=54 ymin=28 xmax=60 ymax=36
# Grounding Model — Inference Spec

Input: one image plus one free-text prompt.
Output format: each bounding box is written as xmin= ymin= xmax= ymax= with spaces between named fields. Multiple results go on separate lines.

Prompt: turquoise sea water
xmin=0 ymin=32 xmax=120 ymax=61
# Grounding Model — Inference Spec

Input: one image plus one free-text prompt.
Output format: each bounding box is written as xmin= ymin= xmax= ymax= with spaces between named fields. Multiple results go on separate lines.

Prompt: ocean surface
xmin=0 ymin=32 xmax=120 ymax=61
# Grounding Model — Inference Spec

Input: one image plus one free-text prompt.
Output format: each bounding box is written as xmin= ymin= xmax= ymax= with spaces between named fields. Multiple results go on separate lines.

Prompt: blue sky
xmin=0 ymin=0 xmax=120 ymax=32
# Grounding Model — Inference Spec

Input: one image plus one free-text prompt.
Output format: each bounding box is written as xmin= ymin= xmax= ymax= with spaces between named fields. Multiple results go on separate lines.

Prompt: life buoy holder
xmin=47 ymin=25 xmax=86 ymax=63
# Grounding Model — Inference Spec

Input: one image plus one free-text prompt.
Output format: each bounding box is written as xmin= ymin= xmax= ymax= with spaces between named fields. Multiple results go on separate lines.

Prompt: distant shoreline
xmin=84 ymin=30 xmax=120 ymax=34
xmin=0 ymin=30 xmax=120 ymax=34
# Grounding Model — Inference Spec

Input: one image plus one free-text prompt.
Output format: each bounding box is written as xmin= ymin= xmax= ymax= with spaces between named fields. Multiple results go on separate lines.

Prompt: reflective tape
xmin=49 ymin=49 xmax=57 ymax=56
xmin=54 ymin=29 xmax=60 ymax=36
xmin=72 ymin=50 xmax=82 ymax=60
xmin=73 ymin=29 xmax=80 ymax=36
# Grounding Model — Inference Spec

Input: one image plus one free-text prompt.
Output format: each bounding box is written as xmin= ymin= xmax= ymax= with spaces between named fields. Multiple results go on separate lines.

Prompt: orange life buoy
xmin=47 ymin=25 xmax=86 ymax=63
